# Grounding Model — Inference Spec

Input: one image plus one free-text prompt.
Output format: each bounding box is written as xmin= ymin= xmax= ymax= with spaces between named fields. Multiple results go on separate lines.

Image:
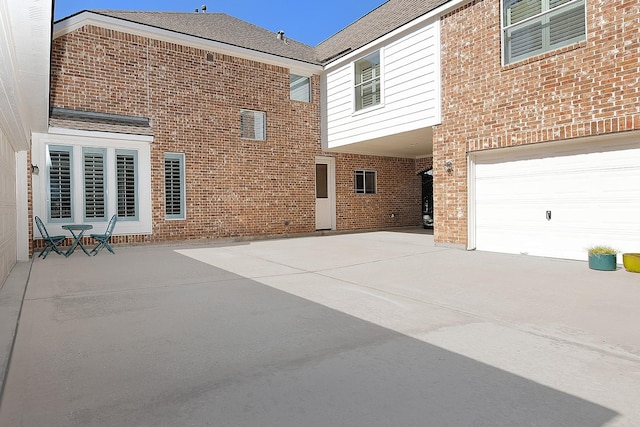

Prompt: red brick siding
xmin=334 ymin=154 xmax=422 ymax=230
xmin=47 ymin=25 xmax=421 ymax=247
xmin=434 ymin=0 xmax=640 ymax=246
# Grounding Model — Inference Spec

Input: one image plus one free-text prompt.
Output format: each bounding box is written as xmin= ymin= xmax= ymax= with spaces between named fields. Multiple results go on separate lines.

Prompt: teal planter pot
xmin=588 ymin=253 xmax=617 ymax=271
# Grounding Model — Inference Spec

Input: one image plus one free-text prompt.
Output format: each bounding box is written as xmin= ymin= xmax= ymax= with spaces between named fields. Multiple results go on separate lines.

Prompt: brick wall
xmin=48 ymin=25 xmax=421 ymax=246
xmin=434 ymin=0 xmax=640 ymax=246
xmin=334 ymin=154 xmax=422 ymax=230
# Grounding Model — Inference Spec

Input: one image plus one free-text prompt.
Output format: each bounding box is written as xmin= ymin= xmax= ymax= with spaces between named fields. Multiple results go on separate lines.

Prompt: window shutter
xmin=509 ymin=22 xmax=543 ymax=59
xmin=164 ymin=156 xmax=183 ymax=216
xmin=240 ymin=110 xmax=266 ymax=140
xmin=83 ymin=151 xmax=106 ymax=220
xmin=117 ymin=152 xmax=137 ymax=218
xmin=290 ymin=75 xmax=311 ymax=102
xmin=549 ymin=2 xmax=586 ymax=47
xmin=49 ymin=149 xmax=72 ymax=220
xmin=506 ymin=0 xmax=541 ymax=25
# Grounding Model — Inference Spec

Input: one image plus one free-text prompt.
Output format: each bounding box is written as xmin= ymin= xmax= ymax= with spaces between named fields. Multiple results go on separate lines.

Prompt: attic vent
xmin=206 ymin=53 xmax=214 ymax=61
xmin=276 ymin=30 xmax=285 ymax=40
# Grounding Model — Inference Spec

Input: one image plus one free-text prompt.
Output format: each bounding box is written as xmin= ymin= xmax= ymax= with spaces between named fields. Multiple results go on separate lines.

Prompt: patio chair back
xmin=34 ymin=216 xmax=66 ymax=259
xmin=90 ymin=215 xmax=118 ymax=255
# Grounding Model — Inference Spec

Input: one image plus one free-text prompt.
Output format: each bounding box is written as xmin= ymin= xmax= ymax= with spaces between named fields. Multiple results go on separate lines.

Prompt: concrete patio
xmin=0 ymin=230 xmax=638 ymax=426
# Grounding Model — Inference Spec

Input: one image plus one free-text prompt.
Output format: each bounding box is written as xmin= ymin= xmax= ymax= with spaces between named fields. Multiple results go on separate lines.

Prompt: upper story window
xmin=290 ymin=74 xmax=311 ymax=102
xmin=354 ymin=51 xmax=381 ymax=111
xmin=502 ymin=0 xmax=586 ymax=65
xmin=240 ymin=109 xmax=266 ymax=140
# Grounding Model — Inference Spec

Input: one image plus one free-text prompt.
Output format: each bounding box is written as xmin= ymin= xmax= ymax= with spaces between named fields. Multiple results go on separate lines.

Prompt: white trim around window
xmin=32 ymin=131 xmax=153 ymax=236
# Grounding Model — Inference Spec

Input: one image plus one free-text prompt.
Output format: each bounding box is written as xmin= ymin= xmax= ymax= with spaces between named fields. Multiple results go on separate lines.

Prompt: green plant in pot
xmin=587 ymin=246 xmax=617 ymax=271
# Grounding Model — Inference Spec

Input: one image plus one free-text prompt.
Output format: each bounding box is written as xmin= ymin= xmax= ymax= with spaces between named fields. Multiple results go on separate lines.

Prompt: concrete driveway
xmin=0 ymin=230 xmax=638 ymax=426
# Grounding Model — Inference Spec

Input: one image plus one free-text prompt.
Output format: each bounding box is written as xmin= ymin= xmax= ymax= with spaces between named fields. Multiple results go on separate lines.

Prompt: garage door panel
xmin=474 ymin=139 xmax=640 ymax=261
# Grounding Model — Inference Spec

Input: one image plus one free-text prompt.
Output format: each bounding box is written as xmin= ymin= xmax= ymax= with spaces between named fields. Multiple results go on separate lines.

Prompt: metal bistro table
xmin=62 ymin=224 xmax=93 ymax=257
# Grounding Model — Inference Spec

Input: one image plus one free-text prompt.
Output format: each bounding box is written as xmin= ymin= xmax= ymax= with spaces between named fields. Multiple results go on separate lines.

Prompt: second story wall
xmin=433 ymin=0 xmax=640 ymax=245
xmin=324 ymin=17 xmax=441 ymax=150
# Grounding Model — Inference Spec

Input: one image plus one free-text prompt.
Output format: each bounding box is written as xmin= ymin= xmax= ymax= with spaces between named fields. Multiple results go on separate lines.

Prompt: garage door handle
xmin=546 ymin=211 xmax=551 ymax=221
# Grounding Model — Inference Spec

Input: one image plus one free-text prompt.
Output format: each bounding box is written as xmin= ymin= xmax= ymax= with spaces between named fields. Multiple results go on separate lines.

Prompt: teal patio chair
xmin=90 ymin=215 xmax=118 ymax=255
xmin=34 ymin=216 xmax=66 ymax=259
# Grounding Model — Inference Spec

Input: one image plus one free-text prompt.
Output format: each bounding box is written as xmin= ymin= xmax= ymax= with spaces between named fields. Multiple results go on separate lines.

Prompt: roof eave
xmin=53 ymin=11 xmax=323 ymax=72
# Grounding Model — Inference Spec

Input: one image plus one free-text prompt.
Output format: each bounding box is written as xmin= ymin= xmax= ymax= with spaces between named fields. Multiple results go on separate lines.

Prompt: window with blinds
xmin=48 ymin=147 xmax=73 ymax=221
xmin=117 ymin=150 xmax=137 ymax=219
xmin=290 ymin=74 xmax=311 ymax=102
xmin=354 ymin=51 xmax=381 ymax=111
xmin=354 ymin=170 xmax=376 ymax=194
xmin=164 ymin=153 xmax=185 ymax=219
xmin=83 ymin=149 xmax=106 ymax=220
xmin=240 ymin=109 xmax=266 ymax=140
xmin=503 ymin=0 xmax=586 ymax=64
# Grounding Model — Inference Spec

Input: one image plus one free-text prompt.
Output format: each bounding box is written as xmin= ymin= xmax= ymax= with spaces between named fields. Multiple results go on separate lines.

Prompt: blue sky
xmin=54 ymin=0 xmax=387 ymax=46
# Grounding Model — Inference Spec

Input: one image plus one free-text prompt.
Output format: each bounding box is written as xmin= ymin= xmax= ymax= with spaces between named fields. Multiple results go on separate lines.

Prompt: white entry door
xmin=470 ymin=133 xmax=640 ymax=261
xmin=315 ymin=157 xmax=335 ymax=230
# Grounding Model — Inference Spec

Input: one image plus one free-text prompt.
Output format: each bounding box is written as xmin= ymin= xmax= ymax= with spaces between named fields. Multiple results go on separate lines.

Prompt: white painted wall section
xmin=325 ymin=18 xmax=441 ymax=149
xmin=0 ymin=129 xmax=17 ymax=286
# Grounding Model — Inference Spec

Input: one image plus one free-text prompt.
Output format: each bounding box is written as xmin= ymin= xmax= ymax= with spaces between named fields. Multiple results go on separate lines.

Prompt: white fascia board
xmin=48 ymin=126 xmax=154 ymax=143
xmin=53 ymin=12 xmax=322 ymax=74
xmin=323 ymin=0 xmax=471 ymax=72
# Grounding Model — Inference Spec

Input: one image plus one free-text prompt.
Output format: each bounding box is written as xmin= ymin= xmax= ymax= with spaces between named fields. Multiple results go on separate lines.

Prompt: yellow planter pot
xmin=622 ymin=253 xmax=640 ymax=273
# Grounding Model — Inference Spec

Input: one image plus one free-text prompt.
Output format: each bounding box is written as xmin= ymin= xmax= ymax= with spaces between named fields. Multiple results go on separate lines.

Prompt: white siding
xmin=0 ymin=129 xmax=17 ymax=286
xmin=325 ymin=18 xmax=441 ymax=149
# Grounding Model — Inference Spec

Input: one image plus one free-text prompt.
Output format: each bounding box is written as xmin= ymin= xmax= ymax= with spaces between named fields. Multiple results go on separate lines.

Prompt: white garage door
xmin=471 ymin=134 xmax=640 ymax=261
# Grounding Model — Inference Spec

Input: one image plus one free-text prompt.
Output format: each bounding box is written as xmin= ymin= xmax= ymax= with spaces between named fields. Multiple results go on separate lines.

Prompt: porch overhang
xmin=325 ymin=126 xmax=433 ymax=159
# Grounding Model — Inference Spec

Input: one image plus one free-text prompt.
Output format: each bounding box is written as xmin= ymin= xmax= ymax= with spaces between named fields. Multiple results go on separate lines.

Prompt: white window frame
xmin=501 ymin=0 xmax=586 ymax=65
xmin=354 ymin=50 xmax=382 ymax=112
xmin=290 ymin=74 xmax=311 ymax=102
xmin=164 ymin=152 xmax=186 ymax=220
xmin=32 ymin=131 xmax=153 ymax=236
xmin=240 ymin=109 xmax=266 ymax=140
xmin=354 ymin=170 xmax=377 ymax=194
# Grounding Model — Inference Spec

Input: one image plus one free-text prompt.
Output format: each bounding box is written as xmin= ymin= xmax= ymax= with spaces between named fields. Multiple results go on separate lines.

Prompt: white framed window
xmin=164 ymin=153 xmax=185 ymax=220
xmin=33 ymin=131 xmax=153 ymax=236
xmin=354 ymin=170 xmax=376 ymax=194
xmin=290 ymin=74 xmax=311 ymax=102
xmin=354 ymin=51 xmax=381 ymax=111
xmin=240 ymin=109 xmax=266 ymax=140
xmin=502 ymin=0 xmax=586 ymax=65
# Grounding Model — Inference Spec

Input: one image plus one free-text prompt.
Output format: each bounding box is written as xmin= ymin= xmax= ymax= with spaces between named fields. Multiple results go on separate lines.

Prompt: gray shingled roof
xmin=68 ymin=1 xmax=452 ymax=66
xmin=316 ymin=0 xmax=451 ymax=63
xmin=90 ymin=10 xmax=319 ymax=64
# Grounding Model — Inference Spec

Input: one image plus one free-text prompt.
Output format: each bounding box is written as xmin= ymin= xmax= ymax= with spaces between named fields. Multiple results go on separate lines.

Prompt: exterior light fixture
xmin=31 ymin=164 xmax=39 ymax=175
xmin=444 ymin=160 xmax=453 ymax=173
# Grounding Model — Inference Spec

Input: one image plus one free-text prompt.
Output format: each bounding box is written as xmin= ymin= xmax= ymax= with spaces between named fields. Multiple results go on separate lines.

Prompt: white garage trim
xmin=468 ymin=131 xmax=640 ymax=261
